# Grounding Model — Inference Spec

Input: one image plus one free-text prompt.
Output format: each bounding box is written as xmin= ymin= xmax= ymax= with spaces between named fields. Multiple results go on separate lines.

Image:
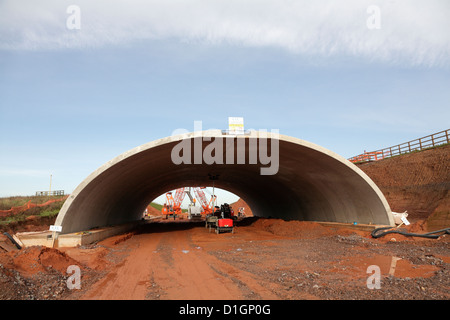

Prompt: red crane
xmin=161 ymin=188 xmax=185 ymax=219
xmin=161 ymin=187 xmax=217 ymax=218
xmin=193 ymin=187 xmax=216 ymax=215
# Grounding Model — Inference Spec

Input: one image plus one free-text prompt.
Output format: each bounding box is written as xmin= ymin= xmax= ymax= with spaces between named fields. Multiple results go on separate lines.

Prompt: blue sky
xmin=1 ymin=0 xmax=449 ymax=203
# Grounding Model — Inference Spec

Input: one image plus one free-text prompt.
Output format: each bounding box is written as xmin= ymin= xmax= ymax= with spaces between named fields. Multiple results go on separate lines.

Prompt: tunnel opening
xmin=55 ymin=130 xmax=394 ymax=235
xmin=143 ymin=187 xmax=252 ymax=221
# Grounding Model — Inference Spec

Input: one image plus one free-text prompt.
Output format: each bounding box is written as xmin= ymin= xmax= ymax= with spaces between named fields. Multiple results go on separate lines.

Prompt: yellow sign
xmin=228 ymin=117 xmax=244 ymax=134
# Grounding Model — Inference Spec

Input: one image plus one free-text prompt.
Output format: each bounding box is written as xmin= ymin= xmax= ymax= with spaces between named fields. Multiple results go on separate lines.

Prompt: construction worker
xmin=162 ymin=204 xmax=168 ymax=217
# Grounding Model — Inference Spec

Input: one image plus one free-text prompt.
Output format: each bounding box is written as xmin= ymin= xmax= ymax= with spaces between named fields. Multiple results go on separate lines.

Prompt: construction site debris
xmin=371 ymin=226 xmax=450 ymax=239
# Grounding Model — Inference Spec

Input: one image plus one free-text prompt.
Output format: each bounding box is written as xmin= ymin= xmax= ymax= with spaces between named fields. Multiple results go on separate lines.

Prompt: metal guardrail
xmin=221 ymin=129 xmax=252 ymax=135
xmin=349 ymin=129 xmax=450 ymax=163
xmin=35 ymin=190 xmax=65 ymax=197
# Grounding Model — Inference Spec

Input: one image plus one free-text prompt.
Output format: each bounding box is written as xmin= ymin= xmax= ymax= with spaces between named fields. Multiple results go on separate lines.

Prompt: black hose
xmin=371 ymin=226 xmax=450 ymax=239
xmin=3 ymin=232 xmax=22 ymax=249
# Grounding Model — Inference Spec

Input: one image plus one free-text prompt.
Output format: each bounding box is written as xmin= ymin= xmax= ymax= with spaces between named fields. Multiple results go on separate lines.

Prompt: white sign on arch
xmin=228 ymin=117 xmax=244 ymax=135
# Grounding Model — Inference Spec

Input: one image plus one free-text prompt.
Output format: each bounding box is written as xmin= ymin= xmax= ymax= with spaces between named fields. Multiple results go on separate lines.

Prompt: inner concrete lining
xmin=55 ymin=130 xmax=394 ymax=234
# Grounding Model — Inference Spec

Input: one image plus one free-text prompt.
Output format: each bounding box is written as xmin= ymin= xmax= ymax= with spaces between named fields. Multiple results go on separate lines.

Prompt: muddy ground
xmin=1 ymin=217 xmax=448 ymax=301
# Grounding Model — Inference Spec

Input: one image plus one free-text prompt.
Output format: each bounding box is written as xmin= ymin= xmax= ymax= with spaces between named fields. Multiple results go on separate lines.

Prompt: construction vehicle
xmin=205 ymin=203 xmax=235 ymax=234
xmin=161 ymin=187 xmax=217 ymax=220
xmin=187 ymin=203 xmax=202 ymax=220
xmin=216 ymin=217 xmax=234 ymax=234
xmin=162 ymin=189 xmax=184 ymax=219
xmin=206 ymin=206 xmax=220 ymax=230
xmin=185 ymin=187 xmax=202 ymax=220
xmin=215 ymin=204 xmax=235 ymax=234
xmin=220 ymin=203 xmax=234 ymax=219
xmin=193 ymin=187 xmax=216 ymax=215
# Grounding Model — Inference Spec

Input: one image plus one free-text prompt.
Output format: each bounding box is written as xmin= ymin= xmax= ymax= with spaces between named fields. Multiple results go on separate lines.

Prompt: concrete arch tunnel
xmin=55 ymin=130 xmax=394 ymax=234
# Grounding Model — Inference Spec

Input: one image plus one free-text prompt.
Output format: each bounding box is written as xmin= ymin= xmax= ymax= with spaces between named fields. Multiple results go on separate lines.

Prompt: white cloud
xmin=1 ymin=0 xmax=449 ymax=66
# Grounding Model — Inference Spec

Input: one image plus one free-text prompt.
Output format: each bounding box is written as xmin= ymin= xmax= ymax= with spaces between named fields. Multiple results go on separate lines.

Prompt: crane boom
xmin=193 ymin=187 xmax=208 ymax=208
xmin=184 ymin=187 xmax=195 ymax=203
xmin=161 ymin=187 xmax=216 ymax=218
xmin=173 ymin=188 xmax=185 ymax=207
xmin=193 ymin=187 xmax=216 ymax=215
xmin=162 ymin=188 xmax=185 ymax=219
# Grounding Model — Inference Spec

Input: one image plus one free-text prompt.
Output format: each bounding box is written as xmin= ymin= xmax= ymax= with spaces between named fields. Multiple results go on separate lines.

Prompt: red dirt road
xmin=1 ymin=217 xmax=449 ymax=300
xmin=79 ymin=221 xmax=286 ymax=300
xmin=56 ymin=218 xmax=449 ymax=300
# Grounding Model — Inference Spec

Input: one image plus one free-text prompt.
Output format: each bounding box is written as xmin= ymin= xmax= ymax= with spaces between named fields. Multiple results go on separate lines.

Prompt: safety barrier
xmin=35 ymin=190 xmax=65 ymax=197
xmin=349 ymin=129 xmax=450 ymax=163
xmin=0 ymin=196 xmax=68 ymax=218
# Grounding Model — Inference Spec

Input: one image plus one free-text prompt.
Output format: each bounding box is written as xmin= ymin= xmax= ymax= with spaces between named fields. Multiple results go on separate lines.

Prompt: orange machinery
xmin=161 ymin=188 xmax=185 ymax=219
xmin=161 ymin=187 xmax=216 ymax=218
xmin=193 ymin=187 xmax=216 ymax=215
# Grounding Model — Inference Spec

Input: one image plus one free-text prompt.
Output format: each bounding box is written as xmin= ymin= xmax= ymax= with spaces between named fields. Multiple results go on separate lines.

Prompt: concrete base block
xmin=15 ymin=221 xmax=142 ymax=248
xmin=316 ymin=221 xmax=389 ymax=231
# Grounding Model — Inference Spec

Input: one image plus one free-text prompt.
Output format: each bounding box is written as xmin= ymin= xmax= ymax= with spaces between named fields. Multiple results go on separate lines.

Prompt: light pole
xmin=208 ymin=174 xmax=219 ymax=209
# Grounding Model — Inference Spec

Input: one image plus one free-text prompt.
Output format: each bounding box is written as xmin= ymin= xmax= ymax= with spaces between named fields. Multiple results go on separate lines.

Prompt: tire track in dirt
xmin=79 ymin=222 xmax=280 ymax=300
xmin=147 ymin=226 xmax=281 ymax=300
xmin=148 ymin=229 xmax=242 ymax=299
xmin=81 ymin=232 xmax=160 ymax=300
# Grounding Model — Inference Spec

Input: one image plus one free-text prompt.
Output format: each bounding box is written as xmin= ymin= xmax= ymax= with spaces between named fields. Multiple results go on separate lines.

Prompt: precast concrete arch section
xmin=55 ymin=130 xmax=394 ymax=234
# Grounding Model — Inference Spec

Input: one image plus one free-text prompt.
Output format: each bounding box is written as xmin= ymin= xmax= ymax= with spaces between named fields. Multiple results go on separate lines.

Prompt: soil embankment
xmin=357 ymin=144 xmax=450 ymax=231
xmin=230 ymin=198 xmax=253 ymax=217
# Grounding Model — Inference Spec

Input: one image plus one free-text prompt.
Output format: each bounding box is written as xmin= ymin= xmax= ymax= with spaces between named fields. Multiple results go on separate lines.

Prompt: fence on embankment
xmin=0 ymin=195 xmax=69 ymax=218
xmin=349 ymin=129 xmax=450 ymax=163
